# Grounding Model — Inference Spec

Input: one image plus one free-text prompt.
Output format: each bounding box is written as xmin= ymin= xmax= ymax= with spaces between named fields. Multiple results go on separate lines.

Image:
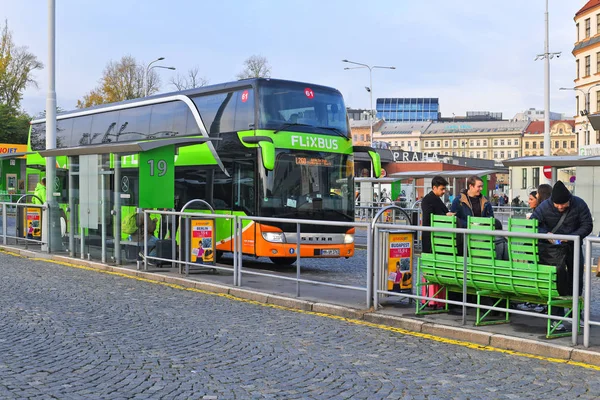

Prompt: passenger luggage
xmin=420 ymin=276 xmax=446 ymax=308
xmin=154 ymin=239 xmax=174 ymax=267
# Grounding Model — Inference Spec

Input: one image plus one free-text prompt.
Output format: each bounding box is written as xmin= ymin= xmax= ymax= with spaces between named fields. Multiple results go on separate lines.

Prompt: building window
xmin=597 ymin=91 xmax=600 ymax=112
xmin=470 ymin=151 xmax=474 ymax=157
xmin=577 ymin=22 xmax=580 ymax=41
xmin=525 ymin=142 xmax=530 ymax=149
xmin=514 ymin=151 xmax=518 ymax=157
xmin=597 ymin=14 xmax=600 ymax=35
xmin=500 ymin=151 xmax=505 ymax=159
xmin=577 ymin=96 xmax=580 ymax=114
xmin=414 ymin=141 xmax=418 ymax=147
xmin=533 ymin=167 xmax=540 ymax=189
xmin=476 ymin=151 xmax=480 ymax=158
xmin=476 ymin=140 xmax=480 ymax=146
xmin=494 ymin=151 xmax=498 ymax=159
xmin=437 ymin=141 xmax=441 ymax=147
xmin=483 ymin=151 xmax=487 ymax=158
xmin=494 ymin=139 xmax=498 ymax=146
xmin=444 ymin=140 xmax=448 ymax=147
xmin=532 ymin=142 xmax=537 ymax=149
xmin=540 ymin=141 xmax=544 ymax=149
xmin=453 ymin=140 xmax=457 ymax=147
xmin=571 ymin=140 xmax=575 ymax=148
xmin=563 ymin=140 xmax=567 ymax=148
xmin=522 ymin=168 xmax=527 ymax=189
xmin=586 ymin=55 xmax=591 ymax=76
xmin=586 ymin=18 xmax=591 ymax=38
xmin=470 ymin=140 xmax=474 ymax=146
xmin=514 ymin=139 xmax=519 ymax=146
xmin=424 ymin=141 xmax=428 ymax=148
xmin=554 ymin=140 xmax=559 ymax=149
xmin=507 ymin=139 xmax=511 ymax=146
xmin=597 ymin=51 xmax=600 ymax=73
xmin=500 ymin=140 xmax=505 ymax=146
xmin=577 ymin=60 xmax=580 ymax=80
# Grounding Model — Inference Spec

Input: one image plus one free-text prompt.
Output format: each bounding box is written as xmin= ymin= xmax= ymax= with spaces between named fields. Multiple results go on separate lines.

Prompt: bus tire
xmin=269 ymin=257 xmax=296 ymax=266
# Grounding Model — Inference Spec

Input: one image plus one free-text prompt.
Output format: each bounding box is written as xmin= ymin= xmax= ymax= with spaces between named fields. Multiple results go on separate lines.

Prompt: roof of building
xmin=379 ymin=121 xmax=432 ymax=135
xmin=576 ymin=0 xmax=600 ymax=17
xmin=423 ymin=120 xmax=529 ymax=134
xmin=524 ymin=120 xmax=575 ymax=135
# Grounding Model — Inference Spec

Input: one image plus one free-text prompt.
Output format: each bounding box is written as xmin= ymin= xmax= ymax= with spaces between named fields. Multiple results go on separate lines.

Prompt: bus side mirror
xmin=353 ymin=146 xmax=381 ymax=178
xmin=242 ymin=136 xmax=275 ymax=171
xmin=259 ymin=141 xmax=275 ymax=171
xmin=369 ymin=151 xmax=382 ymax=178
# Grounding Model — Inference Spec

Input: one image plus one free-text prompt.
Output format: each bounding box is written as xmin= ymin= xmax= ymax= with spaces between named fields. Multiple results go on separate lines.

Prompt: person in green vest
xmin=32 ymin=178 xmax=46 ymax=205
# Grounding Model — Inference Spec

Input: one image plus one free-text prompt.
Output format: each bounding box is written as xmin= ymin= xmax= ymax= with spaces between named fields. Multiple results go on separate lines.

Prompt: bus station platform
xmin=2 ymin=242 xmax=600 ymax=368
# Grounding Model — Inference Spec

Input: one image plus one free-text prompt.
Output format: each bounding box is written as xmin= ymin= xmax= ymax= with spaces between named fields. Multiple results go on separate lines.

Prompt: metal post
xmin=68 ymin=157 xmax=75 ymax=257
xmin=296 ymin=223 xmax=301 ymax=297
xmin=113 ymin=156 xmax=122 ymax=265
xmin=572 ymin=238 xmax=581 ymax=346
xmin=143 ymin=211 xmax=148 ymax=271
xmin=462 ymin=232 xmax=468 ymax=325
xmin=185 ymin=217 xmax=190 ymax=276
xmin=101 ymin=171 xmax=106 ymax=264
xmin=232 ymin=216 xmax=237 ymax=286
xmin=79 ymin=222 xmax=84 ymax=260
xmin=171 ymin=211 xmax=176 ymax=269
xmin=584 ymin=238 xmax=592 ymax=347
xmin=2 ymin=203 xmax=6 ymax=245
xmin=369 ymin=224 xmax=376 ymax=309
xmin=237 ymin=218 xmax=243 ymax=286
xmin=543 ymin=0 xmax=550 ymax=163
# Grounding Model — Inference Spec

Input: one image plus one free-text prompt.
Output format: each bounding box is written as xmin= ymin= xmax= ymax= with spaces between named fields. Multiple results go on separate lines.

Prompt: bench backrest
xmin=430 ymin=214 xmax=458 ymax=258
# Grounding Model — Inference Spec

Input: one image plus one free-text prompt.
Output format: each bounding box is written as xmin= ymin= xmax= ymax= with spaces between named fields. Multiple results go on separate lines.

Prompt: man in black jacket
xmin=421 ymin=176 xmax=453 ymax=253
xmin=531 ymin=180 xmax=593 ymax=331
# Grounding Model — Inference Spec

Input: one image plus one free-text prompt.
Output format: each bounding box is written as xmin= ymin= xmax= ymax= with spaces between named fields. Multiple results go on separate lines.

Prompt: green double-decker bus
xmin=26 ymin=78 xmax=380 ymax=264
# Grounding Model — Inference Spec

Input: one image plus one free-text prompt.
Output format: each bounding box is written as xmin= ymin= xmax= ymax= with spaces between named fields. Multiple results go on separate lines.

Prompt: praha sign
xmin=392 ymin=150 xmax=439 ymax=163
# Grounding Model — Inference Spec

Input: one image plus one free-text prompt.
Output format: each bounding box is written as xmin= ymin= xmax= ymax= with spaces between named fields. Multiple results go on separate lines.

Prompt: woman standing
xmin=526 ymin=190 xmax=538 ymax=218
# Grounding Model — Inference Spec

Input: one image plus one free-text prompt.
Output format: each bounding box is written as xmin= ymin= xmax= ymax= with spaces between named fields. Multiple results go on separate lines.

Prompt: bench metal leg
xmin=475 ymin=294 xmax=510 ymax=326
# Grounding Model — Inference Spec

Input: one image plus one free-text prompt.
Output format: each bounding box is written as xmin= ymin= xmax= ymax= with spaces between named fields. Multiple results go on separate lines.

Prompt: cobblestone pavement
xmin=1 ymin=252 xmax=600 ymax=399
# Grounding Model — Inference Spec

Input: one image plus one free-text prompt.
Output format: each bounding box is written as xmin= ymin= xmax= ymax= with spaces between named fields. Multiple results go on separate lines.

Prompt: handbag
xmin=538 ymin=209 xmax=571 ymax=296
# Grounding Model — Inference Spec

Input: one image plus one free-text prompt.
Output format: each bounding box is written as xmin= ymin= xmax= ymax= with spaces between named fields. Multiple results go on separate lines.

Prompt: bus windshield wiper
xmin=273 ymin=123 xmax=312 ymax=134
xmin=315 ymin=126 xmax=349 ymax=140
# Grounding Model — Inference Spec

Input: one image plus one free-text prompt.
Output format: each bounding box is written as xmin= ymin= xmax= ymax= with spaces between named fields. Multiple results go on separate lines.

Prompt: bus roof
xmin=32 ymin=78 xmax=343 ymax=123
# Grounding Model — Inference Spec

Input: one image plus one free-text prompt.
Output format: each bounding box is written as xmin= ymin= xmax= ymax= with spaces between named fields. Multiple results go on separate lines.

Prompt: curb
xmin=3 ymin=245 xmax=600 ymax=368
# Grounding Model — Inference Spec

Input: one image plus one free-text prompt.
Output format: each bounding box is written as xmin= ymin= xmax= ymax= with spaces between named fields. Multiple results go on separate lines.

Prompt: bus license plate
xmin=320 ymin=249 xmax=339 ymax=256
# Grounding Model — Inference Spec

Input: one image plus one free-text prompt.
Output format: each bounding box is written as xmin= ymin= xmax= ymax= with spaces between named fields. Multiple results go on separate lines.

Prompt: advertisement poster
xmin=387 ymin=232 xmax=413 ymax=291
xmin=190 ymin=219 xmax=215 ymax=265
xmin=24 ymin=208 xmax=41 ymax=239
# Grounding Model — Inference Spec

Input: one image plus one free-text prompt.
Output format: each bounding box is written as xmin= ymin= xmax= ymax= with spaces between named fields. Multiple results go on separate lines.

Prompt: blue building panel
xmin=376 ymin=98 xmax=439 ymax=122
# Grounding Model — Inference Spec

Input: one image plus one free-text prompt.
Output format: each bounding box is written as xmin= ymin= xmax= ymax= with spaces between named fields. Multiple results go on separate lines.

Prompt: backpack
xmin=121 ymin=213 xmax=139 ymax=235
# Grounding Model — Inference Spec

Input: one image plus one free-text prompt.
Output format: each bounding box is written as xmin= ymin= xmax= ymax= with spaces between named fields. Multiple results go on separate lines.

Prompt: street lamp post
xmin=342 ymin=59 xmax=395 ymax=148
xmin=560 ymin=83 xmax=600 ymax=147
xmin=144 ymin=57 xmax=176 ymax=97
xmin=534 ymin=0 xmax=561 ymax=183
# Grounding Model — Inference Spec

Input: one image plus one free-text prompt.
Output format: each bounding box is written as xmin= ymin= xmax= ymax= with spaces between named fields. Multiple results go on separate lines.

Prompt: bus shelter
xmin=503 ymin=155 xmax=600 ymax=234
xmin=36 ymin=137 xmax=217 ymax=264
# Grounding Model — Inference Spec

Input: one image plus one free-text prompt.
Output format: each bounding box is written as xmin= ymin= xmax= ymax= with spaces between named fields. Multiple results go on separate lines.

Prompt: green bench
xmin=416 ymin=215 xmax=582 ymax=339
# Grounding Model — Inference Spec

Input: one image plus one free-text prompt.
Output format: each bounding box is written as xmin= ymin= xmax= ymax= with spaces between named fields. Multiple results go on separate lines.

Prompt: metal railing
xmin=371 ymin=221 xmax=582 ymax=346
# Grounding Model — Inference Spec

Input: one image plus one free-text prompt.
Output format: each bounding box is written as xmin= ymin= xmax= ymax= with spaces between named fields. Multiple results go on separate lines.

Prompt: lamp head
xmin=342 ymin=59 xmax=349 ymax=62
xmin=158 ymin=57 xmax=165 ymax=61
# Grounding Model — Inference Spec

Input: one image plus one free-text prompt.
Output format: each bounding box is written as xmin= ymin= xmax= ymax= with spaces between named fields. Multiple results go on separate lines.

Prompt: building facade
xmin=373 ymin=121 xmax=428 ymax=153
xmin=573 ymin=0 xmax=600 ymax=147
xmin=512 ymin=108 xmax=563 ymax=122
xmin=376 ymin=98 xmax=439 ymax=122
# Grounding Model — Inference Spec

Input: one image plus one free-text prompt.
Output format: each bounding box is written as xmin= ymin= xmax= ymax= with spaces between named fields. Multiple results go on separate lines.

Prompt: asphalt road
xmin=1 ymin=251 xmax=599 ymax=399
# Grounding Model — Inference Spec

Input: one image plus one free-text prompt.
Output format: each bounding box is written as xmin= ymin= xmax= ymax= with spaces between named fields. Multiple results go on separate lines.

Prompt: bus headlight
xmin=344 ymin=233 xmax=354 ymax=244
xmin=262 ymin=232 xmax=285 ymax=243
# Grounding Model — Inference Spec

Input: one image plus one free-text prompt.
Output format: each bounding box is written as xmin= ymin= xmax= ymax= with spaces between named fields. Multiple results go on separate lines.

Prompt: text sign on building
xmin=139 ymin=145 xmax=175 ymax=209
xmin=392 ymin=150 xmax=439 ymax=163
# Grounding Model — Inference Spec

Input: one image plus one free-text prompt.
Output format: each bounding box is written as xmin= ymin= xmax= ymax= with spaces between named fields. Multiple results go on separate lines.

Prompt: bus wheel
xmin=269 ymin=257 xmax=296 ymax=266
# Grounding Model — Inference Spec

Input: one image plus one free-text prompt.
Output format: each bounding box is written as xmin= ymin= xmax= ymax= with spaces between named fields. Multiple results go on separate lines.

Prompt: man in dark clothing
xmin=531 ymin=180 xmax=593 ymax=331
xmin=450 ymin=175 xmax=494 ymax=228
xmin=421 ymin=176 xmax=452 ymax=253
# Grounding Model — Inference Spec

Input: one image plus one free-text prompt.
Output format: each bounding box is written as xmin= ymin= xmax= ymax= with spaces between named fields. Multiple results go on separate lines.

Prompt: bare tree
xmin=236 ymin=55 xmax=271 ymax=80
xmin=169 ymin=66 xmax=209 ymax=91
xmin=77 ymin=55 xmax=160 ymax=108
xmin=0 ymin=20 xmax=44 ymax=109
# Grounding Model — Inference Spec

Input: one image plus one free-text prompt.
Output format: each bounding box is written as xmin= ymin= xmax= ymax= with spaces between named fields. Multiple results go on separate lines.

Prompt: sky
xmin=1 ymin=0 xmax=584 ymax=119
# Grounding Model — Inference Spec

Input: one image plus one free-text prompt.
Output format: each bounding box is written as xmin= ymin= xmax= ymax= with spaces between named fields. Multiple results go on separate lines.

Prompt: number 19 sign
xmin=139 ymin=145 xmax=175 ymax=209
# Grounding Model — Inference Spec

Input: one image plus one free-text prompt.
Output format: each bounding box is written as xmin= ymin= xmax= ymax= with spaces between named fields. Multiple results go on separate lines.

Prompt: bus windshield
xmin=261 ymin=149 xmax=354 ymax=221
xmin=258 ymin=82 xmax=350 ymax=138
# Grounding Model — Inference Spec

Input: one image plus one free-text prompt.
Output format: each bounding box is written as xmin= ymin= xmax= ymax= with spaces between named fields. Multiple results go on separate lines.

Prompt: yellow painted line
xmin=3 ymin=248 xmax=600 ymax=371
